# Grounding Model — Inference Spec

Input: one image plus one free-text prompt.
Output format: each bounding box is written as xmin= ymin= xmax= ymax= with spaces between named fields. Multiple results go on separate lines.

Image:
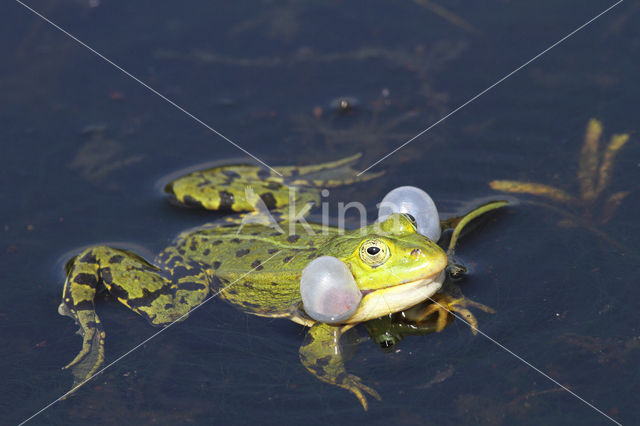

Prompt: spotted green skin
xmin=59 ymin=154 xmax=447 ymax=410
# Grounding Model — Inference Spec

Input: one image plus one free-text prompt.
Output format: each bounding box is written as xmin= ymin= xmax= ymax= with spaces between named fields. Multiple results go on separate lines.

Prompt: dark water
xmin=2 ymin=0 xmax=639 ymax=424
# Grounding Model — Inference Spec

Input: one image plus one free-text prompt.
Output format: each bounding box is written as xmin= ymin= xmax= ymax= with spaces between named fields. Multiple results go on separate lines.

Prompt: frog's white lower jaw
xmin=346 ymin=270 xmax=446 ymax=323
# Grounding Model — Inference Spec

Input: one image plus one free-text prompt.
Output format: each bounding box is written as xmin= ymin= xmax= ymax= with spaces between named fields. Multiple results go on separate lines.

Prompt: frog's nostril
xmin=410 ymin=248 xmax=421 ymax=257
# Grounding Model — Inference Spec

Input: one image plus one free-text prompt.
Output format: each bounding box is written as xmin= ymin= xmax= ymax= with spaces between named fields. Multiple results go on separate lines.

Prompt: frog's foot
xmin=58 ymin=252 xmax=108 ymax=390
xmin=418 ymin=293 xmax=495 ymax=335
xmin=336 ymin=374 xmax=381 ymax=410
xmin=61 ymin=320 xmax=106 ymax=395
xmin=61 ymin=314 xmax=105 ymax=373
xmin=300 ymin=323 xmax=380 ymax=410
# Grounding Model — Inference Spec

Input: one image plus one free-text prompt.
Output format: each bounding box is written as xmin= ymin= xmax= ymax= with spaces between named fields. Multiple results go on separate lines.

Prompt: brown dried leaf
xmin=578 ymin=118 xmax=602 ymax=201
xmin=489 ymin=180 xmax=576 ymax=203
xmin=595 ymin=133 xmax=629 ymax=197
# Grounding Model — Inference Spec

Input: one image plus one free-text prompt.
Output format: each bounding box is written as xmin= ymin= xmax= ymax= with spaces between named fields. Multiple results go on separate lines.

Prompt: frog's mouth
xmin=345 ymin=270 xmax=446 ymax=323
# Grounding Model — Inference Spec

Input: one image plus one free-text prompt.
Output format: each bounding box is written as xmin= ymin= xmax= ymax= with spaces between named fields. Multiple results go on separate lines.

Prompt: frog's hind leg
xmin=164 ymin=153 xmax=384 ymax=215
xmin=299 ymin=323 xmax=381 ymax=410
xmin=59 ymin=249 xmax=107 ymax=379
xmin=165 ymin=164 xmax=292 ymax=213
xmin=284 ymin=153 xmax=385 ymax=188
xmin=59 ymin=245 xmax=210 ymax=389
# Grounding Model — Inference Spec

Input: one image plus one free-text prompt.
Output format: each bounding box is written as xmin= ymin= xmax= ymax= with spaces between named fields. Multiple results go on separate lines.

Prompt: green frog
xmin=59 ymin=153 xmax=504 ymax=410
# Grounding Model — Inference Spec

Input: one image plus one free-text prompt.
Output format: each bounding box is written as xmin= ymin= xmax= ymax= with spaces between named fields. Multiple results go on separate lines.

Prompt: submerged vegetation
xmin=489 ymin=119 xmax=632 ymax=250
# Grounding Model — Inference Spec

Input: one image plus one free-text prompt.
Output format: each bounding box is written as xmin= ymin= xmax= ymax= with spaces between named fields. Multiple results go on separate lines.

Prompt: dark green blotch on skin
xmin=183 ymin=195 xmax=205 ymax=209
xmin=127 ymin=286 xmax=173 ymax=309
xmin=108 ymin=283 xmax=130 ymax=300
xmin=212 ymin=240 xmax=223 ymax=246
xmin=260 ymin=192 xmax=277 ymax=209
xmin=315 ymin=356 xmax=331 ymax=368
xmin=251 ymin=260 xmax=262 ymax=269
xmin=287 ymin=234 xmax=300 ymax=243
xmin=236 ymin=249 xmax=250 ymax=257
xmin=203 ymin=249 xmax=210 ymax=256
xmin=265 ymin=182 xmax=281 ymax=191
xmin=257 ymin=169 xmax=270 ymax=179
xmin=283 ymin=256 xmax=293 ymax=264
xmin=79 ymin=252 xmax=98 ymax=264
xmin=218 ymin=190 xmax=235 ymax=210
xmin=212 ymin=261 xmax=221 ymax=270
xmin=74 ymin=273 xmax=98 ymax=287
xmin=230 ymin=238 xmax=241 ymax=244
xmin=268 ymin=248 xmax=278 ymax=254
xmin=73 ymin=300 xmax=94 ymax=310
xmin=222 ymin=170 xmax=241 ymax=179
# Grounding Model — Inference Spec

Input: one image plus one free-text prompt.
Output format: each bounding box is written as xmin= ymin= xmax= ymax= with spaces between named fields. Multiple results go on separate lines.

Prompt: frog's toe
xmin=62 ymin=315 xmax=106 ymax=391
xmin=447 ymin=297 xmax=495 ymax=335
xmin=418 ymin=294 xmax=495 ymax=335
xmin=63 ymin=332 xmax=105 ymax=392
xmin=62 ymin=328 xmax=95 ymax=370
xmin=339 ymin=374 xmax=381 ymax=411
xmin=417 ymin=303 xmax=450 ymax=332
xmin=455 ymin=307 xmax=479 ymax=335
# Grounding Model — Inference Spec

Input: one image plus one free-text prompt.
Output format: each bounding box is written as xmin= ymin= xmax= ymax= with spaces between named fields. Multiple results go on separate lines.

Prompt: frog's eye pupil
xmin=405 ymin=214 xmax=416 ymax=224
xmin=360 ymin=239 xmax=389 ymax=266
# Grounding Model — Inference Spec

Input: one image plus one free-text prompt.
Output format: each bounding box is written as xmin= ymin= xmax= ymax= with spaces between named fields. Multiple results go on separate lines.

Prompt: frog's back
xmin=174 ymin=222 xmax=334 ymax=317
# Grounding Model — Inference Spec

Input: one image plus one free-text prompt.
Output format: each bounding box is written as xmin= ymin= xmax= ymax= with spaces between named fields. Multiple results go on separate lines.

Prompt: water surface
xmin=1 ymin=1 xmax=638 ymax=424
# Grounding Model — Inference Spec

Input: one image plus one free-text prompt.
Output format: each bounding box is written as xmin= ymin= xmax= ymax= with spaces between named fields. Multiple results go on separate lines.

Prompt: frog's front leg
xmin=413 ymin=293 xmax=495 ymax=335
xmin=59 ymin=245 xmax=210 ymax=388
xmin=299 ymin=322 xmax=381 ymax=410
xmin=364 ymin=311 xmax=442 ymax=350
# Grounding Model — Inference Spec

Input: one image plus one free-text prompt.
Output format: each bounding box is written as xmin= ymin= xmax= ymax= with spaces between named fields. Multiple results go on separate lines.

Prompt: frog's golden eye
xmin=359 ymin=239 xmax=390 ymax=267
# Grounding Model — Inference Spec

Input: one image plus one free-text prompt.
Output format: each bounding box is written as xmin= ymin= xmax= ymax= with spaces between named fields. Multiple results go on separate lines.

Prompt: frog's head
xmin=319 ymin=213 xmax=447 ymax=323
